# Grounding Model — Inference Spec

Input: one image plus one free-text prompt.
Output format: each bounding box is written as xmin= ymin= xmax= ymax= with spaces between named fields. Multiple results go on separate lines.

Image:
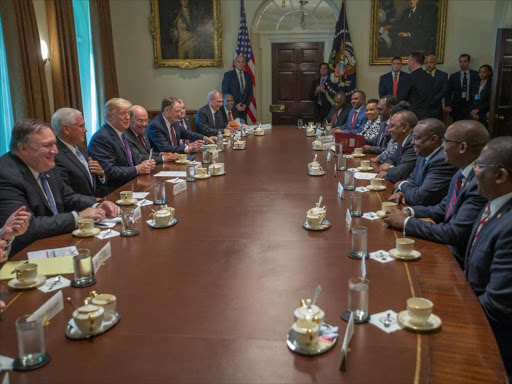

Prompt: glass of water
xmin=344 ymin=169 xmax=355 ymax=190
xmin=351 ymin=226 xmax=368 ymax=258
xmin=73 ymin=248 xmax=94 ymax=286
xmin=347 ymin=277 xmax=370 ymax=321
xmin=350 ymin=192 xmax=363 ymax=217
xmin=16 ymin=315 xmax=46 ymax=367
xmin=154 ymin=181 xmax=166 ymax=205
xmin=186 ymin=163 xmax=196 ymax=182
xmin=121 ymin=208 xmax=138 ymax=236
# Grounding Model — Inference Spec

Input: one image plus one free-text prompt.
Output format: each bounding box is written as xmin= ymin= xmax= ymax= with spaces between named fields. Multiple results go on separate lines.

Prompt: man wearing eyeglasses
xmin=384 ymin=120 xmax=489 ymax=267
xmin=464 ymin=136 xmax=512 ymax=379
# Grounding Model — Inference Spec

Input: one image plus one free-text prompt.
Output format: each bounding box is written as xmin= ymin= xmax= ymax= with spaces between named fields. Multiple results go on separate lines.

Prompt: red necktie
xmin=228 ymin=111 xmax=233 ymax=121
xmin=331 ymin=110 xmax=339 ymax=125
xmin=393 ymin=73 xmax=398 ymax=98
xmin=446 ymin=173 xmax=464 ymax=219
xmin=170 ymin=126 xmax=177 ymax=146
xmin=180 ymin=120 xmax=186 ymax=130
xmin=469 ymin=203 xmax=491 ymax=253
xmin=349 ymin=111 xmax=358 ymax=130
xmin=137 ymin=134 xmax=149 ymax=153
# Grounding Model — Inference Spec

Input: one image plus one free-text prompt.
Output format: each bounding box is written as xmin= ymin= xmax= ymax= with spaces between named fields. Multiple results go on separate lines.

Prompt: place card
xmin=27 ymin=246 xmax=78 ymax=261
xmin=154 ymin=171 xmax=186 ymax=177
xmin=355 ymin=187 xmax=369 ymax=193
xmin=346 ymin=208 xmax=352 ymax=228
xmin=369 ymin=250 xmax=393 ymax=264
xmin=132 ymin=192 xmax=149 ymax=199
xmin=321 ymin=142 xmax=335 ymax=150
xmin=362 ymin=212 xmax=381 ymax=221
xmin=173 ymin=180 xmax=187 ymax=196
xmin=338 ymin=182 xmax=344 ymax=199
xmin=134 ymin=206 xmax=142 ymax=221
xmin=28 ymin=291 xmax=64 ymax=324
xmin=361 ymin=251 xmax=366 ymax=279
xmin=369 ymin=310 xmax=401 ymax=334
xmin=354 ymin=172 xmax=378 ymax=180
xmin=38 ymin=276 xmax=71 ymax=293
xmin=339 ymin=311 xmax=354 ymax=371
xmin=92 ymin=242 xmax=112 ymax=274
xmin=213 ymin=150 xmax=219 ymax=161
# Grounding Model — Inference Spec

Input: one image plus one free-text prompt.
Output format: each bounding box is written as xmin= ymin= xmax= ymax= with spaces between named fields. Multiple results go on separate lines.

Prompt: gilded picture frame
xmin=370 ymin=0 xmax=447 ymax=65
xmin=150 ymin=0 xmax=222 ymax=68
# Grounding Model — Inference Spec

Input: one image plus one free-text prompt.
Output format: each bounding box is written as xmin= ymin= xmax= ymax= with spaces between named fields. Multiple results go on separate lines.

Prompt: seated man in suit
xmin=389 ymin=118 xmax=458 ymax=206
xmin=196 ymin=90 xmax=236 ymax=137
xmin=385 ymin=120 xmax=489 ymax=266
xmin=0 ymin=118 xmax=120 ymax=255
xmin=324 ymin=91 xmax=351 ymax=129
xmin=404 ymin=51 xmax=434 ymax=120
xmin=365 ymin=95 xmax=397 ymax=156
xmin=0 ymin=206 xmax=31 ymax=262
xmin=88 ymin=98 xmax=155 ymax=195
xmin=464 ymin=137 xmax=512 ymax=378
xmin=425 ymin=55 xmax=448 ymax=120
xmin=378 ymin=57 xmax=409 ymax=101
xmin=175 ymin=99 xmax=193 ymax=131
xmin=52 ymin=108 xmax=105 ymax=197
xmin=338 ymin=91 xmax=368 ymax=134
xmin=125 ymin=105 xmax=178 ymax=164
xmin=377 ymin=110 xmax=418 ymax=183
xmin=221 ymin=55 xmax=253 ymax=122
xmin=148 ymin=96 xmax=214 ymax=154
xmin=220 ymin=93 xmax=242 ymax=125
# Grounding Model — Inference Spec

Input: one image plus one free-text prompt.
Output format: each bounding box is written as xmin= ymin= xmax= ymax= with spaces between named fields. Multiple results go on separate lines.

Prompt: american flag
xmin=234 ymin=0 xmax=256 ymax=124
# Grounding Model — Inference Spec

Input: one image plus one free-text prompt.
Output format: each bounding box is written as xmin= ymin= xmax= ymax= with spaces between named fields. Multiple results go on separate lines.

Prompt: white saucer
xmin=389 ymin=248 xmax=421 ymax=260
xmin=175 ymin=160 xmax=189 ymax=164
xmin=210 ymin=171 xmax=226 ymax=176
xmin=254 ymin=132 xmax=265 ymax=136
xmin=72 ymin=228 xmax=102 ymax=238
xmin=116 ymin=199 xmax=138 ymax=206
xmin=8 ymin=275 xmax=47 ymax=290
xmin=352 ymin=153 xmax=365 ymax=158
xmin=366 ymin=184 xmax=386 ymax=191
xmin=357 ymin=166 xmax=374 ymax=172
xmin=195 ymin=174 xmax=211 ymax=179
xmin=233 ymin=147 xmax=246 ymax=150
xmin=307 ymin=171 xmax=326 ymax=176
xmin=397 ymin=310 xmax=442 ymax=331
xmin=306 ymin=133 xmax=316 ymax=137
xmin=147 ymin=217 xmax=178 ymax=229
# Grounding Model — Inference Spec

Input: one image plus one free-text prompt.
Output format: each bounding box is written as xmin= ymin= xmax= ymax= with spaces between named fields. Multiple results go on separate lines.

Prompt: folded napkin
xmin=137 ymin=199 xmax=153 ymax=207
xmin=355 ymin=186 xmax=369 ymax=192
xmin=362 ymin=212 xmax=381 ymax=220
xmin=369 ymin=310 xmax=401 ymax=333
xmin=0 ymin=355 xmax=13 ymax=371
xmin=369 ymin=250 xmax=394 ymax=263
xmin=96 ymin=229 xmax=120 ymax=240
xmin=38 ymin=275 xmax=71 ymax=293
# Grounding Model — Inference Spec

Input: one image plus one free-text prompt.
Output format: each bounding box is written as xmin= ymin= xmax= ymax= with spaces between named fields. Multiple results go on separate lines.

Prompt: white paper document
xmin=354 ymin=172 xmax=378 ymax=180
xmin=132 ymin=192 xmax=149 ymax=199
xmin=154 ymin=171 xmax=186 ymax=178
xmin=27 ymin=246 xmax=78 ymax=261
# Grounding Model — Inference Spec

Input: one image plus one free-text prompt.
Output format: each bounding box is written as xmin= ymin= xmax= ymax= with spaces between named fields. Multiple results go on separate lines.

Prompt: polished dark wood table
xmin=0 ymin=126 xmax=506 ymax=383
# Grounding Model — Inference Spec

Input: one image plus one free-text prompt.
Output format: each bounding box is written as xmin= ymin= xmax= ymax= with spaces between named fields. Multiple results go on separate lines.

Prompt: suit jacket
xmin=341 ymin=105 xmax=368 ymax=133
xmin=384 ymin=134 xmax=417 ymax=183
xmin=445 ymin=69 xmax=480 ymax=120
xmin=220 ymin=107 xmax=240 ymax=126
xmin=398 ymin=147 xmax=458 ymax=206
xmin=368 ymin=120 xmax=391 ymax=155
xmin=195 ymin=105 xmax=225 ymax=137
xmin=221 ymin=69 xmax=253 ymax=108
xmin=405 ymin=68 xmax=435 ymax=120
xmin=88 ymin=123 xmax=138 ymax=196
xmin=378 ymin=71 xmax=409 ymax=101
xmin=124 ymin=128 xmax=163 ymax=165
xmin=0 ymin=153 xmax=97 ymax=256
xmin=54 ymin=139 xmax=96 ymax=196
xmin=308 ymin=77 xmax=331 ymax=122
xmin=405 ymin=169 xmax=488 ymax=266
xmin=179 ymin=116 xmax=193 ymax=131
xmin=324 ymin=103 xmax=351 ymax=128
xmin=429 ymin=69 xmax=448 ymax=120
xmin=147 ymin=114 xmax=204 ymax=154
xmin=470 ymin=81 xmax=492 ymax=123
xmin=464 ymin=198 xmax=512 ymax=372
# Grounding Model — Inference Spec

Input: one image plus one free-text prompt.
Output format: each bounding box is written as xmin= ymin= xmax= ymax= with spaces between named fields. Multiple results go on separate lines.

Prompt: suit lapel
xmin=59 ymin=141 xmax=93 ymax=189
xmin=16 ymin=157 xmax=52 ymax=213
xmin=158 ymin=114 xmax=172 ymax=145
xmin=106 ymin=124 xmax=131 ymax=165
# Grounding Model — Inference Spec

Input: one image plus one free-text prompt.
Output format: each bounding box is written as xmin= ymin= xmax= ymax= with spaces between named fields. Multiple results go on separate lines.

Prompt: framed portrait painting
xmin=150 ymin=0 xmax=222 ymax=68
xmin=370 ymin=0 xmax=447 ymax=64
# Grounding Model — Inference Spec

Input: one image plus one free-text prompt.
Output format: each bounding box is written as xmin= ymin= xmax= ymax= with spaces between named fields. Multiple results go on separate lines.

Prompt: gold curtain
xmin=0 ymin=0 xmax=50 ymax=122
xmin=46 ymin=0 xmax=82 ymax=112
xmin=90 ymin=0 xmax=119 ymax=126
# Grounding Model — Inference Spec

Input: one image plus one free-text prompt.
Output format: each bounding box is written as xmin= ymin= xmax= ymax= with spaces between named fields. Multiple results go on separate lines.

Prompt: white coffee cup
xmin=354 ymin=147 xmax=363 ymax=156
xmin=371 ymin=178 xmax=384 ymax=187
xmin=381 ymin=201 xmax=398 ymax=213
xmin=407 ymin=297 xmax=433 ymax=325
xmin=361 ymin=160 xmax=371 ymax=168
xmin=291 ymin=318 xmax=319 ymax=348
xmin=396 ymin=238 xmax=415 ymax=256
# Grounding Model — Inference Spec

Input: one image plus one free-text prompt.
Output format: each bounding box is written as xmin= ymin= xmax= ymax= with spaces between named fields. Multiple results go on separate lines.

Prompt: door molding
xmin=260 ymin=32 xmax=334 ymax=123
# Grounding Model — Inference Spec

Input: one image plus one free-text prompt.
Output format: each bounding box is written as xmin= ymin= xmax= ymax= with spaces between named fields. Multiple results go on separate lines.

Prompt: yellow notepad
xmin=0 ymin=257 xmax=74 ymax=280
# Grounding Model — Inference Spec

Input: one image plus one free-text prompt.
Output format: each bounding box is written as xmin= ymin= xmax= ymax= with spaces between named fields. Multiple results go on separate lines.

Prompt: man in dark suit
xmin=377 ymin=110 xmax=418 ymax=183
xmin=176 ymin=99 xmax=194 ymax=131
xmin=52 ymin=108 xmax=105 ymax=197
xmin=364 ymin=95 xmax=398 ymax=156
xmin=196 ymin=90 xmax=234 ymax=137
xmin=385 ymin=120 xmax=489 ymax=266
xmin=425 ymin=55 xmax=448 ymax=120
xmin=220 ymin=93 xmax=241 ymax=126
xmin=0 ymin=119 xmax=119 ymax=255
xmin=464 ymin=137 xmax=512 ymax=378
xmin=148 ymin=96 xmax=213 ymax=154
xmin=88 ymin=98 xmax=155 ymax=195
xmin=404 ymin=51 xmax=434 ymax=120
xmin=221 ymin=55 xmax=253 ymax=122
xmin=324 ymin=91 xmax=351 ymax=129
xmin=378 ymin=57 xmax=409 ymax=101
xmin=444 ymin=54 xmax=480 ymax=121
xmin=389 ymin=118 xmax=458 ymax=206
xmin=308 ymin=63 xmax=331 ymax=123
xmin=339 ymin=91 xmax=368 ymax=134
xmin=126 ymin=105 xmax=178 ymax=165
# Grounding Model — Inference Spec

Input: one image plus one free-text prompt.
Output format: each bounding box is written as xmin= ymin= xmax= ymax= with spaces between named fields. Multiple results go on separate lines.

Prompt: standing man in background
xmin=444 ymin=54 xmax=480 ymax=121
xmin=309 ymin=63 xmax=331 ymax=123
xmin=405 ymin=51 xmax=434 ymax=120
xmin=425 ymin=55 xmax=448 ymax=120
xmin=378 ymin=57 xmax=409 ymax=101
xmin=222 ymin=55 xmax=253 ymax=122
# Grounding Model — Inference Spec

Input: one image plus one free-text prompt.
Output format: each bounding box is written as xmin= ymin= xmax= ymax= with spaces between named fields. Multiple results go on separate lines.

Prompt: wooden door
xmin=271 ymin=42 xmax=325 ymax=125
xmin=489 ymin=28 xmax=512 ymax=137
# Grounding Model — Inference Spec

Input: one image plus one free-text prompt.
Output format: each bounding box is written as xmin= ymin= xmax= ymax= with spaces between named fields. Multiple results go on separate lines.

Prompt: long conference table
xmin=0 ymin=126 xmax=506 ymax=383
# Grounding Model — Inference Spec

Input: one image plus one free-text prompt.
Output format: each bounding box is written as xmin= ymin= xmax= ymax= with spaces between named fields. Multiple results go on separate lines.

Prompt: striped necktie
xmin=445 ymin=172 xmax=465 ymax=219
xmin=39 ymin=173 xmax=58 ymax=215
xmin=121 ymin=133 xmax=134 ymax=166
xmin=469 ymin=203 xmax=491 ymax=254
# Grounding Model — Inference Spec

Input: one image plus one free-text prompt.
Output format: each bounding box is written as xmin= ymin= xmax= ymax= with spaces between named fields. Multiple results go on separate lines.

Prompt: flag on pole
xmin=234 ymin=0 xmax=257 ymax=124
xmin=325 ymin=0 xmax=357 ymax=104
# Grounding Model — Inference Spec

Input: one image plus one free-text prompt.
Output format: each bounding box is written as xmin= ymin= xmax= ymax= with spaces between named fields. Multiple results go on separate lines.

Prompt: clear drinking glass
xmin=202 ymin=148 xmax=210 ymax=164
xmin=335 ymin=143 xmax=343 ymax=155
xmin=344 ymin=169 xmax=355 ymax=190
xmin=350 ymin=192 xmax=363 ymax=217
xmin=297 ymin=119 xmax=303 ymax=129
xmin=121 ymin=208 xmax=137 ymax=236
xmin=186 ymin=163 xmax=196 ymax=182
xmin=347 ymin=277 xmax=370 ymax=321
xmin=73 ymin=248 xmax=94 ymax=285
xmin=153 ymin=181 xmax=166 ymax=205
xmin=16 ymin=315 xmax=46 ymax=367
xmin=337 ymin=155 xmax=347 ymax=171
xmin=351 ymin=226 xmax=368 ymax=258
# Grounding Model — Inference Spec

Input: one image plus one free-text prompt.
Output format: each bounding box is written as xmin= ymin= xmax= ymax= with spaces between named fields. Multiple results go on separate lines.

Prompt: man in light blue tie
xmin=309 ymin=63 xmax=331 ymax=123
xmin=53 ymin=108 xmax=105 ymax=197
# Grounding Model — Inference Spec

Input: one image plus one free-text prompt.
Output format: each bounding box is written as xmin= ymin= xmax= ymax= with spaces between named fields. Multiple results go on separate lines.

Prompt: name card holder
xmin=28 ymin=291 xmax=64 ymax=326
xmin=339 ymin=311 xmax=354 ymax=371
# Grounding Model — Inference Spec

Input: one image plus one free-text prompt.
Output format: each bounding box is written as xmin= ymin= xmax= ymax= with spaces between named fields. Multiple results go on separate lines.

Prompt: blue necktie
xmin=75 ymin=147 xmax=93 ymax=184
xmin=416 ymin=157 xmax=427 ymax=185
xmin=122 ymin=133 xmax=134 ymax=166
xmin=39 ymin=173 xmax=58 ymax=215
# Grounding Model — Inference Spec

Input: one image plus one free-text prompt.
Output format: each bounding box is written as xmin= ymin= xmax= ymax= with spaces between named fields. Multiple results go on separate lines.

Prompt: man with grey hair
xmin=195 ymin=90 xmax=232 ymax=137
xmin=222 ymin=55 xmax=253 ymax=122
xmin=52 ymin=107 xmax=105 ymax=196
xmin=0 ymin=118 xmax=120 ymax=256
xmin=89 ymin=98 xmax=155 ymax=195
